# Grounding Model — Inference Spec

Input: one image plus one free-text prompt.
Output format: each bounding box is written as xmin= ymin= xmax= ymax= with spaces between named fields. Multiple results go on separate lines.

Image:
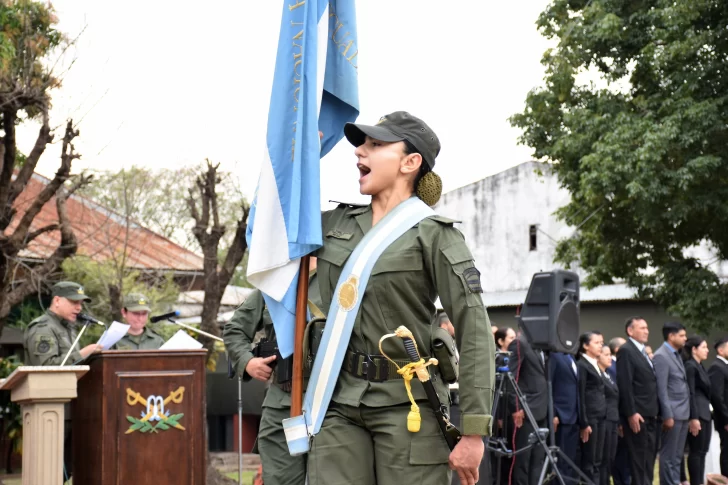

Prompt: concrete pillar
xmin=0 ymin=366 xmax=88 ymax=485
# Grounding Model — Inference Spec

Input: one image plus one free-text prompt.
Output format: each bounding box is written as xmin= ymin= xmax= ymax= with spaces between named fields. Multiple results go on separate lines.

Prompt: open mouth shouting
xmin=357 ymin=163 xmax=371 ymax=183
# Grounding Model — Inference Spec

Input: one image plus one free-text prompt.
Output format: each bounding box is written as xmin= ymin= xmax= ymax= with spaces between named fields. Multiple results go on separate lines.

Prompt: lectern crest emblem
xmin=125 ymin=386 xmax=186 ymax=434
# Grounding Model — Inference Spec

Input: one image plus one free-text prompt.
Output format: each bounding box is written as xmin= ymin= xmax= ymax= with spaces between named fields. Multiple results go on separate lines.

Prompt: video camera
xmin=495 ymin=350 xmax=511 ymax=373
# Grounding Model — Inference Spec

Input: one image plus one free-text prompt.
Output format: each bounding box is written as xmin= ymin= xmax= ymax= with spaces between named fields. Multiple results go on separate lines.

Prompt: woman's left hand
xmin=580 ymin=426 xmax=592 ymax=443
xmin=449 ymin=435 xmax=484 ymax=485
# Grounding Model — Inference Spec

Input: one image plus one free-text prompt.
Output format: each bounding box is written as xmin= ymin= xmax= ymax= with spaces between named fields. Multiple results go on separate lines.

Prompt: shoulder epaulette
xmin=26 ymin=314 xmax=50 ymax=329
xmin=329 ymin=200 xmax=367 ymax=208
xmin=428 ymin=214 xmax=462 ymax=225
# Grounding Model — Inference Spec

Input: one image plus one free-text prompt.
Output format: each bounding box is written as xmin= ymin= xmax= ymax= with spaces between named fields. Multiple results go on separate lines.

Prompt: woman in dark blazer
xmin=683 ymin=336 xmax=712 ymax=485
xmin=577 ymin=331 xmax=607 ymax=484
xmin=599 ymin=344 xmax=620 ymax=485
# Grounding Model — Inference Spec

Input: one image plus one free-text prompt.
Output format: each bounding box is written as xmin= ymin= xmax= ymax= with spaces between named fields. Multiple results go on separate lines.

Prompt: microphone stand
xmin=165 ymin=316 xmax=223 ymax=343
xmin=61 ymin=318 xmax=106 ymax=366
xmin=227 ymin=351 xmax=244 ymax=485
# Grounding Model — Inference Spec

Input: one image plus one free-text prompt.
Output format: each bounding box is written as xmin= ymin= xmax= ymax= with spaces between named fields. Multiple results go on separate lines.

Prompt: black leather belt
xmin=343 ymin=349 xmax=415 ymax=382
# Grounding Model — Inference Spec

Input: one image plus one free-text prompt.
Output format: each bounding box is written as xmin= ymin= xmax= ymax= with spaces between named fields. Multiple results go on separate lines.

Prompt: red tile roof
xmin=7 ymin=173 xmax=204 ymax=272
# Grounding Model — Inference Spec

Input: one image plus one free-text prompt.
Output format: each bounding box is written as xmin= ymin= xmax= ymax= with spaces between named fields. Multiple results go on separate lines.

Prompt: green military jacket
xmin=223 ymin=272 xmax=322 ymax=409
xmin=24 ymin=310 xmax=83 ymax=366
xmin=314 ymin=201 xmax=495 ymax=436
xmin=113 ymin=326 xmax=165 ymax=350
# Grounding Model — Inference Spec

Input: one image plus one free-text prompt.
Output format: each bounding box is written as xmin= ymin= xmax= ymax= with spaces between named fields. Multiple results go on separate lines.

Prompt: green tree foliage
xmin=80 ymin=165 xmax=248 ymax=254
xmin=510 ymin=0 xmax=728 ymax=332
xmin=0 ymin=0 xmax=64 ymax=110
xmin=79 ymin=165 xmax=252 ymax=288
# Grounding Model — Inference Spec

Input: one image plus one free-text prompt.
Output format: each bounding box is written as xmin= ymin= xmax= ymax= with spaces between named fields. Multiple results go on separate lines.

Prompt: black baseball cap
xmin=344 ymin=111 xmax=441 ymax=169
xmin=51 ymin=281 xmax=91 ymax=302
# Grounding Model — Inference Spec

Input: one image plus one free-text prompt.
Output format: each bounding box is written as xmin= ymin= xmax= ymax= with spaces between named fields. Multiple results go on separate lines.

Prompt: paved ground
xmin=0 ymin=453 xmax=261 ymax=485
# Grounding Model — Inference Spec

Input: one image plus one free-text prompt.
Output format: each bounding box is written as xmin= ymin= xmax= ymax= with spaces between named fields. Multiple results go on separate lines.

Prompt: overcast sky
xmin=17 ymin=0 xmax=554 ymax=208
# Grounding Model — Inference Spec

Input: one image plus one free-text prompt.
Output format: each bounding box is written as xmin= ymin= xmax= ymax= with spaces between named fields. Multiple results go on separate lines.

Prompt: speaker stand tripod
xmin=487 ymin=351 xmax=594 ymax=485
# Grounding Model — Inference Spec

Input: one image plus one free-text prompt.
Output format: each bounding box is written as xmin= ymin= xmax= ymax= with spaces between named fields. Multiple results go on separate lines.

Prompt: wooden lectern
xmin=73 ymin=349 xmax=208 ymax=485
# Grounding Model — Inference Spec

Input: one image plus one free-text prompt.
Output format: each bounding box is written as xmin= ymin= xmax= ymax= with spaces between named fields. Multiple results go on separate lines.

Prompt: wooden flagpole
xmin=291 ymin=255 xmax=311 ymax=416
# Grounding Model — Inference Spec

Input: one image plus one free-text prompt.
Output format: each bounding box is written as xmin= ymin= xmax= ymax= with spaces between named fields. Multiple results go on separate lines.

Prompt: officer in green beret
xmin=23 ymin=281 xmax=102 ymax=366
xmin=113 ymin=293 xmax=165 ymax=350
xmin=223 ymin=258 xmax=322 ymax=485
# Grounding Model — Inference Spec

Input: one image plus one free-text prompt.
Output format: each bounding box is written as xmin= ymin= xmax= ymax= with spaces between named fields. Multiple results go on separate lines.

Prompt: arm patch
xmin=462 ymin=267 xmax=483 ymax=294
xmin=34 ymin=335 xmax=55 ymax=354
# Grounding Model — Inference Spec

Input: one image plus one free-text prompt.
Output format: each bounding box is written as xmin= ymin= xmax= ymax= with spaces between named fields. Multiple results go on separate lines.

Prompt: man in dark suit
xmin=708 ymin=336 xmax=728 ymax=477
xmin=550 ymin=351 xmax=580 ymax=482
xmin=508 ymin=330 xmax=548 ymax=485
xmin=617 ymin=317 xmax=659 ymax=485
xmin=608 ymin=337 xmax=631 ymax=485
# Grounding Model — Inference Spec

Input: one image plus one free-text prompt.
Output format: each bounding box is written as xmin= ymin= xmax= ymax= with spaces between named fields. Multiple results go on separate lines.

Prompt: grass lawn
xmin=225 ymin=470 xmax=256 ymax=484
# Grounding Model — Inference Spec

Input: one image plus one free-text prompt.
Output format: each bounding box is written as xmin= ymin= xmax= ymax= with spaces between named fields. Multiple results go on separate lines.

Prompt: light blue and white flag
xmin=246 ymin=0 xmax=359 ymax=359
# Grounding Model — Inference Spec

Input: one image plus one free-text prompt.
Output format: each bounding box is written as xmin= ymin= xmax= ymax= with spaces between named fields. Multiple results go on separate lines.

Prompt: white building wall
xmin=435 ymin=161 xmax=572 ymax=294
xmin=435 ymin=161 xmax=726 ymax=308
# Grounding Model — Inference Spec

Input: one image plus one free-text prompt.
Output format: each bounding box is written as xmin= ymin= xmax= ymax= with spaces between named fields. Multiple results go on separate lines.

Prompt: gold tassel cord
xmin=379 ymin=326 xmax=439 ymax=433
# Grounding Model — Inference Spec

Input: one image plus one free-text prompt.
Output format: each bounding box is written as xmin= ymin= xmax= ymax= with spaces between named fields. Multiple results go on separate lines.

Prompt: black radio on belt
xmin=252 ymin=338 xmax=279 ymax=364
xmin=252 ymin=338 xmax=293 ymax=385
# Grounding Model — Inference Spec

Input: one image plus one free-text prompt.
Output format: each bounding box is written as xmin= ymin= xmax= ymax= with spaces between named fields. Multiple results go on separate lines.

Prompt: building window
xmin=529 ymin=225 xmax=537 ymax=251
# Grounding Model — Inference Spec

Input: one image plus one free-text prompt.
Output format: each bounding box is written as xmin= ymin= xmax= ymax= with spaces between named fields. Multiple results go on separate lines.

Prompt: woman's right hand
xmin=580 ymin=426 xmax=592 ymax=443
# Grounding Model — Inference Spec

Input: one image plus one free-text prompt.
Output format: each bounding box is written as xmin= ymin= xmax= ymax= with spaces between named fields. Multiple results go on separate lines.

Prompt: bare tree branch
xmin=25 ymin=223 xmax=60 ymax=243
xmin=8 ymin=108 xmax=53 ymax=208
xmin=218 ymin=204 xmax=249 ymax=285
xmin=0 ymin=178 xmax=79 ymax=316
xmin=5 ymin=120 xmax=78 ymax=253
xmin=0 ymin=109 xmax=19 ymax=225
xmin=197 ymin=175 xmax=210 ymax=236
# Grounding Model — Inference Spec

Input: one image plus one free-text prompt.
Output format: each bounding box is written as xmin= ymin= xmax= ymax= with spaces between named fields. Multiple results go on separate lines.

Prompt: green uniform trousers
xmin=258 ymin=404 xmax=307 ymax=485
xmin=307 ymin=401 xmax=452 ymax=485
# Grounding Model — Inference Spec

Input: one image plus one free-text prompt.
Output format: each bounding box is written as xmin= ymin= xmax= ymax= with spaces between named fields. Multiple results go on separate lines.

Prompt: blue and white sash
xmin=283 ymin=197 xmax=434 ymax=455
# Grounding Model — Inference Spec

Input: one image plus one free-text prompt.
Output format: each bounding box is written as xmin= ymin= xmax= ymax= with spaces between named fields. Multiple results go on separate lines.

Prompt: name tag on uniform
xmin=326 ymin=230 xmax=353 ymax=240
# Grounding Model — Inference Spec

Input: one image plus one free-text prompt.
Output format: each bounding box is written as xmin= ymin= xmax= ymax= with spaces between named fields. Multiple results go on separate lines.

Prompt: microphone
xmin=77 ymin=312 xmax=105 ymax=326
xmin=150 ymin=310 xmax=181 ymax=323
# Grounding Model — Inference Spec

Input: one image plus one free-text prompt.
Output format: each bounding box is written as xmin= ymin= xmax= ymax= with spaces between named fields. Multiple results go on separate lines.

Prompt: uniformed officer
xmin=23 ymin=280 xmax=103 ymax=480
xmin=24 ymin=281 xmax=102 ymax=366
xmin=223 ymin=258 xmax=321 ymax=485
xmin=113 ymin=293 xmax=165 ymax=350
xmin=306 ymin=112 xmax=495 ymax=485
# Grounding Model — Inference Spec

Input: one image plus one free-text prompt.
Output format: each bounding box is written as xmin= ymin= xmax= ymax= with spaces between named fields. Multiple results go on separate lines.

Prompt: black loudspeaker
xmin=518 ymin=269 xmax=580 ymax=354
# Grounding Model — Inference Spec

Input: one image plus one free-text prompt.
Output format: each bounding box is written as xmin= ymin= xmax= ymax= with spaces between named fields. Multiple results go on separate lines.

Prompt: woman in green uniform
xmin=307 ymin=111 xmax=495 ymax=485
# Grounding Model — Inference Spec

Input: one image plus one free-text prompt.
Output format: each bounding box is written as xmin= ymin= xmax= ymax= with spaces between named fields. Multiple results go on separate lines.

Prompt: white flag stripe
xmin=248 ymin=5 xmax=329 ymax=301
xmin=246 ymin=146 xmax=296 ymax=300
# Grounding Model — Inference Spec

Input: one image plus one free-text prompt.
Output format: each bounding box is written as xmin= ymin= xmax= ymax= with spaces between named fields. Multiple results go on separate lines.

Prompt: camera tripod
xmin=486 ymin=351 xmax=594 ymax=485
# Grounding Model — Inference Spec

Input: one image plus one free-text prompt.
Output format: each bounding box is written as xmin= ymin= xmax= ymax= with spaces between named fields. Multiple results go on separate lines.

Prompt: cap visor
xmin=126 ymin=305 xmax=151 ymax=312
xmin=67 ymin=295 xmax=91 ymax=302
xmin=344 ymin=123 xmax=405 ymax=147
